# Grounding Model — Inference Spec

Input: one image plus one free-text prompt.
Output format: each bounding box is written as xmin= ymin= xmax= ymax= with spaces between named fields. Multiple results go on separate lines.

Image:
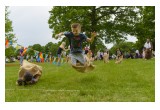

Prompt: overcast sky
xmin=9 ymin=6 xmax=137 ymax=48
xmin=9 ymin=6 xmax=58 ymax=47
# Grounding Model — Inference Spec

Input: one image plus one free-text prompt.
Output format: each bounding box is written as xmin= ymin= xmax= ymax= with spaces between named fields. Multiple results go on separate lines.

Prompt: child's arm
xmin=64 ymin=48 xmax=70 ymax=51
xmin=60 ymin=45 xmax=69 ymax=52
xmin=55 ymin=32 xmax=65 ymax=39
xmin=63 ymin=46 xmax=70 ymax=51
xmin=86 ymin=32 xmax=97 ymax=43
xmin=62 ymin=47 xmax=69 ymax=51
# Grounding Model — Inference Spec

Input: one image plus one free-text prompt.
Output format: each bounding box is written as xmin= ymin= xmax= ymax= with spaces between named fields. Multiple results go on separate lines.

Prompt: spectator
xmin=144 ymin=38 xmax=152 ymax=59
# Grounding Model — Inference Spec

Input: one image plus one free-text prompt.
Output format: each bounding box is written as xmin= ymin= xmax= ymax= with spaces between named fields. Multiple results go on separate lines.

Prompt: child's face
xmin=89 ymin=50 xmax=92 ymax=53
xmin=72 ymin=27 xmax=80 ymax=36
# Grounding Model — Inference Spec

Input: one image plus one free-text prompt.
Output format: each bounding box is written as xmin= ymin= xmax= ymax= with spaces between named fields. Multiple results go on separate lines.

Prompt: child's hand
xmin=55 ymin=34 xmax=60 ymax=39
xmin=55 ymin=32 xmax=64 ymax=39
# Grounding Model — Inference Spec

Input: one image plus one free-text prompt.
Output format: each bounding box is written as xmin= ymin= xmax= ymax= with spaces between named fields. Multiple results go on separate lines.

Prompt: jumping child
xmin=55 ymin=23 xmax=96 ymax=72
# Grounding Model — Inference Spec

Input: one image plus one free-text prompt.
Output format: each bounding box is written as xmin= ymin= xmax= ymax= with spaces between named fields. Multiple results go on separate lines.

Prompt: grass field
xmin=5 ymin=58 xmax=155 ymax=102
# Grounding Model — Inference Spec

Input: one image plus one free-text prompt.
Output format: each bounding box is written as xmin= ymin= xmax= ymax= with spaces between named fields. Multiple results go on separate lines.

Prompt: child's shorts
xmin=70 ymin=53 xmax=85 ymax=65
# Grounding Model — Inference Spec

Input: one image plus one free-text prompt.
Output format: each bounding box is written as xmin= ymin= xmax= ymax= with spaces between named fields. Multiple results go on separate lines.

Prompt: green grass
xmin=5 ymin=59 xmax=155 ymax=102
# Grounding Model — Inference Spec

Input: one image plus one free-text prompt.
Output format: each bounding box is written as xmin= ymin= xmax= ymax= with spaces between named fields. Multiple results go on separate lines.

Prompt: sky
xmin=9 ymin=6 xmax=58 ymax=47
xmin=8 ymin=6 xmax=137 ymax=49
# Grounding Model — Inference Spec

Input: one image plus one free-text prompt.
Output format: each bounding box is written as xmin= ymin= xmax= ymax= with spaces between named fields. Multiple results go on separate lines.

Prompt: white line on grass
xmin=6 ymin=89 xmax=80 ymax=92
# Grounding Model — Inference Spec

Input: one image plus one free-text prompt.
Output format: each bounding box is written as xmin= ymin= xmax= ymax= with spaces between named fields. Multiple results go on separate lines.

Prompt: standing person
xmin=19 ymin=47 xmax=24 ymax=66
xmin=144 ymin=38 xmax=152 ymax=50
xmin=144 ymin=38 xmax=152 ymax=59
xmin=55 ymin=23 xmax=96 ymax=72
xmin=115 ymin=48 xmax=123 ymax=64
xmin=57 ymin=42 xmax=69 ymax=66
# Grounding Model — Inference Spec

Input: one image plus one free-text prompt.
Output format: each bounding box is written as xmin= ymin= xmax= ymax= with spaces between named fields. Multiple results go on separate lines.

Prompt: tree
xmin=5 ymin=6 xmax=17 ymax=44
xmin=5 ymin=46 xmax=15 ymax=59
xmin=48 ymin=6 xmax=141 ymax=52
xmin=50 ymin=43 xmax=59 ymax=56
xmin=109 ymin=41 xmax=136 ymax=55
xmin=26 ymin=46 xmax=35 ymax=57
xmin=44 ymin=42 xmax=54 ymax=53
xmin=134 ymin=6 xmax=155 ymax=51
xmin=32 ymin=44 xmax=43 ymax=52
xmin=44 ymin=42 xmax=59 ymax=56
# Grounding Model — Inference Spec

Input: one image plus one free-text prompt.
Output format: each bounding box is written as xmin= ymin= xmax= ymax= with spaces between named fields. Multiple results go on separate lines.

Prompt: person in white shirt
xmin=144 ymin=39 xmax=152 ymax=49
xmin=144 ymin=39 xmax=152 ymax=59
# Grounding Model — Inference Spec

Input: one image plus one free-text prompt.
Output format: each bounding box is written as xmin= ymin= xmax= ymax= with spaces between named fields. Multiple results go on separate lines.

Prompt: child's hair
xmin=24 ymin=71 xmax=33 ymax=82
xmin=71 ymin=23 xmax=81 ymax=29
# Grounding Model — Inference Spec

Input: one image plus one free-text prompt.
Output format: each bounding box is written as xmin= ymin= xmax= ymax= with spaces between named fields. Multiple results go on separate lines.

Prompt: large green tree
xmin=110 ymin=41 xmax=136 ymax=55
xmin=5 ymin=7 xmax=17 ymax=59
xmin=134 ymin=6 xmax=155 ymax=51
xmin=26 ymin=46 xmax=35 ymax=56
xmin=5 ymin=46 xmax=16 ymax=59
xmin=5 ymin=6 xmax=17 ymax=44
xmin=48 ymin=6 xmax=141 ymax=52
xmin=32 ymin=44 xmax=43 ymax=52
xmin=44 ymin=42 xmax=59 ymax=56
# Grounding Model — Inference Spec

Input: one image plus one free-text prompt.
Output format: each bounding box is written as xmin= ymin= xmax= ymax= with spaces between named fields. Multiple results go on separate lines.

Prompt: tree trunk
xmin=90 ymin=6 xmax=97 ymax=54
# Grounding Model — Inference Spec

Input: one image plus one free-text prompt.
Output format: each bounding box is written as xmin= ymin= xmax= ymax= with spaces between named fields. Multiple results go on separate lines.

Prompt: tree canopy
xmin=48 ymin=6 xmax=155 ymax=52
xmin=5 ymin=7 xmax=17 ymax=58
xmin=5 ymin=6 xmax=17 ymax=44
xmin=134 ymin=6 xmax=155 ymax=50
xmin=109 ymin=41 xmax=136 ymax=55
